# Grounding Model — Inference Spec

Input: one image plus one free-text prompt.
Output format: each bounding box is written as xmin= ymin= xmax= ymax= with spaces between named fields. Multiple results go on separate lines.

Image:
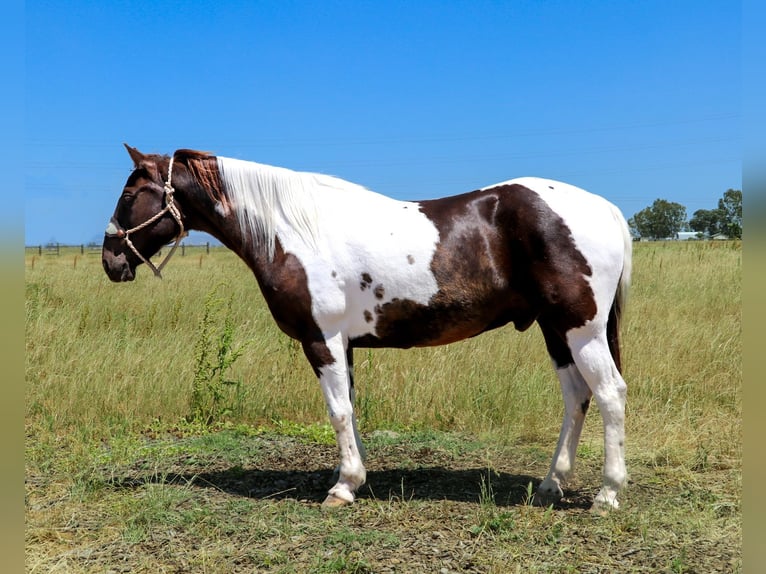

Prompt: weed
xmin=118 ymin=480 xmax=191 ymax=544
xmin=544 ymin=520 xmax=565 ymax=546
xmin=270 ymin=419 xmax=336 ymax=444
xmin=470 ymin=509 xmax=518 ymax=539
xmin=189 ymin=286 xmax=247 ymax=425
xmin=478 ymin=470 xmax=496 ymax=508
xmin=523 ymin=480 xmax=535 ymax=506
xmin=313 ymin=553 xmax=374 ymax=573
xmin=323 ymin=527 xmax=400 ymax=549
xmin=669 ymin=548 xmax=689 ymax=573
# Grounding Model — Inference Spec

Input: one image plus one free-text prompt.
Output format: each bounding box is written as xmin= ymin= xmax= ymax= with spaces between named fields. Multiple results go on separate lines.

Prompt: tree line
xmin=628 ymin=188 xmax=741 ymax=240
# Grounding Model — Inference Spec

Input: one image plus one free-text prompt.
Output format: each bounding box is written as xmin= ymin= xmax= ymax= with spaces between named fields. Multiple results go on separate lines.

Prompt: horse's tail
xmin=607 ymin=205 xmax=633 ymax=374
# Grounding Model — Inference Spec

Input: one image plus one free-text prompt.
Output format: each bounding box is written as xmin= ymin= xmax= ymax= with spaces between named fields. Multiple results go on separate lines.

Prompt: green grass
xmin=25 ymin=241 xmax=741 ymax=572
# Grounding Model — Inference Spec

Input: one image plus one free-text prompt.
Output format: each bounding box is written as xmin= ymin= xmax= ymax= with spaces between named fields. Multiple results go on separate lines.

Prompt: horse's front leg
xmin=303 ymin=334 xmax=366 ymax=507
xmin=346 ymin=347 xmax=367 ymax=463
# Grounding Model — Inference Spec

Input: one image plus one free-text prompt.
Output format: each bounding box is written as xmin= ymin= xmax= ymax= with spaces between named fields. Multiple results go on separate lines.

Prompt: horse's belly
xmin=347 ymin=293 xmax=534 ymax=349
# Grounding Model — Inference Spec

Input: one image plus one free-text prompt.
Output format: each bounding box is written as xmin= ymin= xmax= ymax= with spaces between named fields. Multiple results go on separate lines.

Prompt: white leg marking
xmin=568 ymin=328 xmax=628 ymax=511
xmin=319 ymin=334 xmax=366 ymax=506
xmin=537 ymin=364 xmax=592 ymax=502
xmin=331 ymin=380 xmax=367 ymax=485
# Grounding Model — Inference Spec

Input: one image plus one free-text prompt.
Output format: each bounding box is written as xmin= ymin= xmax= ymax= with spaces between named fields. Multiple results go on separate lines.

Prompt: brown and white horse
xmin=103 ymin=145 xmax=632 ymax=511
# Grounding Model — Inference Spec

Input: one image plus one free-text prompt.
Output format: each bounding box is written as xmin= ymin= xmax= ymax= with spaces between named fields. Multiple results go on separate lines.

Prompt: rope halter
xmin=104 ymin=156 xmax=185 ymax=278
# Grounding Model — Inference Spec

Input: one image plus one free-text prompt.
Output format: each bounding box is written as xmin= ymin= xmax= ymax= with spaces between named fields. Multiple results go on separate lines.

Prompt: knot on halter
xmin=106 ymin=155 xmax=185 ymax=278
xmin=163 ymin=157 xmax=176 ymax=196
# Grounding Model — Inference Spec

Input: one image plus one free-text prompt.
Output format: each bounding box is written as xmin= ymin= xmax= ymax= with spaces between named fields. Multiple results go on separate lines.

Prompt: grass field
xmin=25 ymin=241 xmax=741 ymax=572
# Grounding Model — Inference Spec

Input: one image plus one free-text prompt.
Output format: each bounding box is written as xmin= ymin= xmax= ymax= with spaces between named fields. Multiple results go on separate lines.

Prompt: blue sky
xmin=24 ymin=1 xmax=741 ymax=246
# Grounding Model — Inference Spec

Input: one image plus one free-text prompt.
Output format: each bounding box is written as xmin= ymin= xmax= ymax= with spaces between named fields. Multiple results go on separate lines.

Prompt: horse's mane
xmin=176 ymin=149 xmax=226 ymax=205
xmin=210 ymin=155 xmax=368 ymax=259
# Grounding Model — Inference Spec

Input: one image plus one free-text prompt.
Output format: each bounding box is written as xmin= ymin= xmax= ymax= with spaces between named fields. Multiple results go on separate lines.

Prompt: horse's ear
xmin=124 ymin=144 xmax=145 ymax=168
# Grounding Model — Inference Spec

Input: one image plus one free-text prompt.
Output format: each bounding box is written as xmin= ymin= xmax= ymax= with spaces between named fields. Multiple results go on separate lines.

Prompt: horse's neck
xmin=174 ymin=184 xmax=239 ymax=251
xmin=176 ymin=182 xmax=273 ymax=279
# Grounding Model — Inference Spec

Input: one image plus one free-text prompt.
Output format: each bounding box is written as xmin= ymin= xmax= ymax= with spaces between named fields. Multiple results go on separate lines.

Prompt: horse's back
xmin=492 ymin=177 xmax=627 ymax=246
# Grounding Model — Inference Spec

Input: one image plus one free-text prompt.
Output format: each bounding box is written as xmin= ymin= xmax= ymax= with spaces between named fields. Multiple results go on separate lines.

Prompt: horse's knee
xmin=328 ymin=411 xmax=350 ymax=432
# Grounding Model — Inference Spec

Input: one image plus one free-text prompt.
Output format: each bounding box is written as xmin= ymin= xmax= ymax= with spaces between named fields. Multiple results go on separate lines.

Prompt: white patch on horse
xmin=283 ymin=189 xmax=440 ymax=339
xmin=214 ymin=201 xmax=229 ymax=218
xmin=216 ymin=156 xmax=441 ymax=340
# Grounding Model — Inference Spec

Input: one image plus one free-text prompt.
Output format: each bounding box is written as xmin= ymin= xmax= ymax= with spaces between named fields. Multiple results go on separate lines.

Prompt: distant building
xmin=675 ymin=231 xmax=703 ymax=240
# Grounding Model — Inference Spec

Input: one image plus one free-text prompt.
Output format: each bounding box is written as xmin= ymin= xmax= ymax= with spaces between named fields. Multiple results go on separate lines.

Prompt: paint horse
xmin=103 ymin=145 xmax=632 ymax=511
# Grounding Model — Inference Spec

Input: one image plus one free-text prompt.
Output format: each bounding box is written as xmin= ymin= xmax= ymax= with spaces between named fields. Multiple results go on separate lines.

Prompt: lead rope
xmin=121 ymin=156 xmax=185 ymax=278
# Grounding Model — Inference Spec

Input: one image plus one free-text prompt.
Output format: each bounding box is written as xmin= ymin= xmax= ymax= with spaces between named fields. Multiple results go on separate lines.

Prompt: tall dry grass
xmin=25 ymin=241 xmax=741 ymax=466
xmin=621 ymin=241 xmax=741 ymax=468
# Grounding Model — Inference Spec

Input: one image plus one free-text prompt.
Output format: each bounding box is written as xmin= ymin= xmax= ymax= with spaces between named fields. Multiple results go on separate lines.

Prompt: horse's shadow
xmin=112 ymin=465 xmax=592 ymax=510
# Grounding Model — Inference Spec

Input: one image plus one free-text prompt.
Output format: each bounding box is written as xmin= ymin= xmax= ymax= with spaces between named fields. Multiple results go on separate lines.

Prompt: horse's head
xmin=102 ymin=145 xmax=185 ymax=281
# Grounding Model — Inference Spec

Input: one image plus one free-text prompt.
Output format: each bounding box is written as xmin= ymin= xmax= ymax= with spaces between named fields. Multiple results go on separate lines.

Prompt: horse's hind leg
xmin=567 ymin=326 xmax=628 ymax=511
xmin=536 ymin=324 xmax=593 ymax=505
xmin=536 ymin=363 xmax=592 ymax=505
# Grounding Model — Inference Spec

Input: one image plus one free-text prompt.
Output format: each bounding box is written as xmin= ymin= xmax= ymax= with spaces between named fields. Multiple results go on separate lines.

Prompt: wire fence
xmin=24 ymin=242 xmax=216 ymax=257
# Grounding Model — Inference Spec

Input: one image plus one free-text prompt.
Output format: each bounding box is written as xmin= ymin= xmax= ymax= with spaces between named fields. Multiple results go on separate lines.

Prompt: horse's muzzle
xmin=102 ymin=251 xmax=136 ymax=282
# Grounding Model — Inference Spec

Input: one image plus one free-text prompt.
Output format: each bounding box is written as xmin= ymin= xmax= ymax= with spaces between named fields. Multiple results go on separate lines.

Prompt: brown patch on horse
xmin=350 ymin=184 xmax=597 ymax=355
xmin=538 ymin=321 xmax=575 ymax=369
xmin=252 ymin=238 xmax=336 ymax=377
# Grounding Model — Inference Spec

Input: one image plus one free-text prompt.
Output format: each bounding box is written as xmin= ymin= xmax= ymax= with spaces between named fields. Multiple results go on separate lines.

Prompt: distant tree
xmin=718 ymin=188 xmax=742 ymax=238
xmin=688 ymin=189 xmax=742 ymax=239
xmin=628 ymin=209 xmax=651 ymax=239
xmin=628 ymin=199 xmax=687 ymax=240
xmin=689 ymin=208 xmax=724 ymax=237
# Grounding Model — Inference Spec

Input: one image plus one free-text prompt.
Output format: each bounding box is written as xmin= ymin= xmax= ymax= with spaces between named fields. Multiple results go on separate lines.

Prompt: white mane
xmin=216 ymin=157 xmax=366 ymax=259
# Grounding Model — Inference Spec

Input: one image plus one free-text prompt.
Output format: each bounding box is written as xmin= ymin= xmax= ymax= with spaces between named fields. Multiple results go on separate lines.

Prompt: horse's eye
xmin=122 ymin=193 xmax=135 ymax=204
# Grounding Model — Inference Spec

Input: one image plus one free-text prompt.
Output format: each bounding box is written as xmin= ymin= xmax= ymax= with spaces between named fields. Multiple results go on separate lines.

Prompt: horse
xmin=102 ymin=145 xmax=632 ymax=511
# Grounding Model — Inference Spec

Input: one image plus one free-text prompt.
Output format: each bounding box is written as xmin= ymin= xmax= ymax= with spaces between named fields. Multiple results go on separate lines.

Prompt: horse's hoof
xmin=591 ymin=488 xmax=620 ymax=514
xmin=590 ymin=498 xmax=619 ymax=515
xmin=532 ymin=492 xmax=559 ymax=507
xmin=533 ymin=483 xmax=563 ymax=507
xmin=321 ymin=493 xmax=352 ymax=509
